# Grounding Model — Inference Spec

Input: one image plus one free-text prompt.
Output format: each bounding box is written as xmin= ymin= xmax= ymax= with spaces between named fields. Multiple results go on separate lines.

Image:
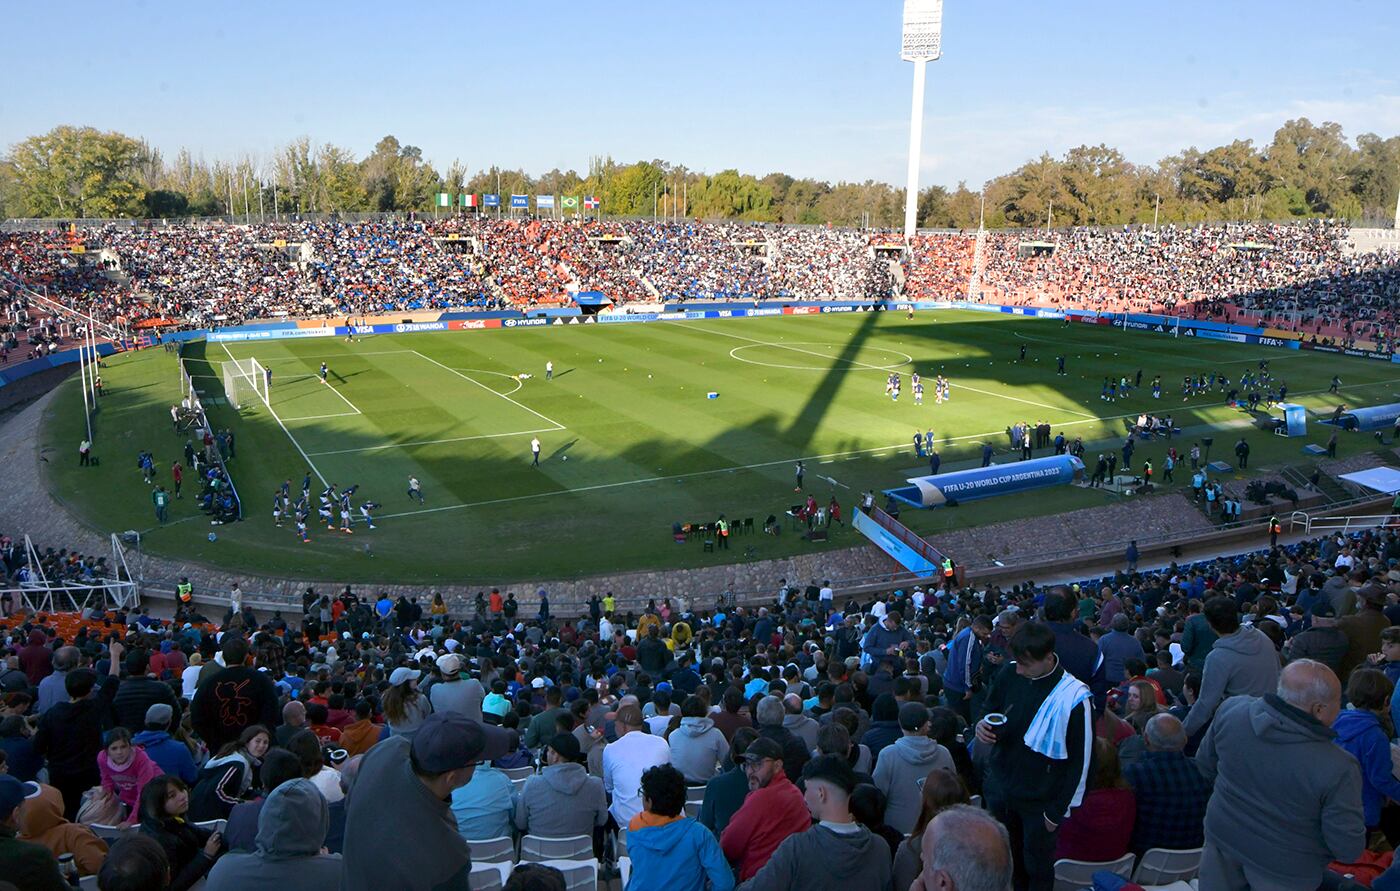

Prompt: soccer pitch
xmin=43 ymin=311 xmax=1400 ymax=584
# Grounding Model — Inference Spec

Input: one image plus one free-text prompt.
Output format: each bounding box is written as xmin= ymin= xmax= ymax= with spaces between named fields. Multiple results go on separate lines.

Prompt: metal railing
xmin=4 ymin=580 xmax=139 ymax=615
xmin=1290 ymin=511 xmax=1398 ymax=535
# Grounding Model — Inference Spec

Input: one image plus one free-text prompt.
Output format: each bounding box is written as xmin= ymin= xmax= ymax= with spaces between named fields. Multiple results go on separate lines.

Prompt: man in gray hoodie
xmin=1195 ymin=660 xmax=1364 ymax=890
xmin=738 ymin=754 xmax=892 ymax=891
xmin=871 ymin=702 xmax=955 ymax=835
xmin=203 ymin=778 xmax=341 ymax=891
xmin=1182 ymin=597 xmax=1281 ymax=737
xmin=669 ymin=701 xmax=731 ymax=784
xmin=780 ymin=694 xmax=819 ymax=753
xmin=514 ymin=733 xmax=609 ymax=840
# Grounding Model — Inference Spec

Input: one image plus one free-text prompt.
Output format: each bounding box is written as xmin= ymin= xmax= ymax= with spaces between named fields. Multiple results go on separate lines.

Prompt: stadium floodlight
xmin=901 ymin=0 xmax=944 ymax=241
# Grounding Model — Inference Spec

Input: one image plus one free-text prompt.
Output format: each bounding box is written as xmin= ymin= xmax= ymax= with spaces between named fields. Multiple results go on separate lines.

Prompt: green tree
xmin=8 ymin=126 xmax=149 ymax=217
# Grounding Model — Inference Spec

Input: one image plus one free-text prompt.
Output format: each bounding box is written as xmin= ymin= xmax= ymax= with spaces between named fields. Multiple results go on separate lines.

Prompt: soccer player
xmin=295 ymin=508 xmax=310 ymax=543
xmin=359 ymin=501 xmax=379 ymax=530
xmin=531 ymin=437 xmax=541 ymax=467
xmin=273 ymin=491 xmax=284 ymax=527
xmin=407 ymin=476 xmax=424 ymax=503
xmin=265 ymin=366 xmax=273 ymax=390
xmin=913 ymin=380 xmax=924 ymax=405
xmin=319 ymin=362 xmax=329 ymax=384
xmin=1056 ymin=355 xmax=1065 ymax=375
xmin=340 ymin=497 xmax=354 ymax=534
xmin=318 ymin=494 xmax=334 ymax=529
xmin=795 ymin=461 xmax=805 ymax=492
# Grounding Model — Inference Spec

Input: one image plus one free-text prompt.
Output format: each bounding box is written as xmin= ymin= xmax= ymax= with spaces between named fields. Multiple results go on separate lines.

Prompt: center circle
xmin=729 ymin=342 xmax=914 ymax=371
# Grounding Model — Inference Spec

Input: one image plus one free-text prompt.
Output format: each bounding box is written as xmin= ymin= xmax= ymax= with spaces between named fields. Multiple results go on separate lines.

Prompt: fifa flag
xmin=510 ymin=195 xmax=529 ymax=208
xmin=460 ymin=194 xmax=478 ymax=208
xmin=583 ymin=196 xmax=600 ymax=209
xmin=483 ymin=193 xmax=501 ymax=207
xmin=561 ymin=196 xmax=579 ymax=209
xmin=537 ymin=194 xmax=556 ymax=210
xmin=436 ymin=193 xmax=451 ymax=207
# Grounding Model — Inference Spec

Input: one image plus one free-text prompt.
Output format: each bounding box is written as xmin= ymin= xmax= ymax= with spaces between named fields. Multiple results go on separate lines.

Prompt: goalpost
xmin=222 ymin=357 xmax=270 ymax=410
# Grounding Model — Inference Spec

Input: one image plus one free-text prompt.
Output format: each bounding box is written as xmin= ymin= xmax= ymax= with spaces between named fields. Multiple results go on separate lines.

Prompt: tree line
xmin=0 ymin=119 xmax=1395 ymax=229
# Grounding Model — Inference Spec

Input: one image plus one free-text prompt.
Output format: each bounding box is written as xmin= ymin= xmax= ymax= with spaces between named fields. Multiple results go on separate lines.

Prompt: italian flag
xmin=461 ymin=194 xmax=478 ymax=207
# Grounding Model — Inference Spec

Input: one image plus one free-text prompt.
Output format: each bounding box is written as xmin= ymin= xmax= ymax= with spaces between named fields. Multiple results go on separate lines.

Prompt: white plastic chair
xmin=1053 ymin=853 xmax=1136 ymax=891
xmin=501 ymin=765 xmax=536 ymax=782
xmin=193 ymin=818 xmax=227 ymax=835
xmin=78 ymin=877 xmax=98 ymax=890
xmin=469 ymin=862 xmax=512 ymax=891
xmin=521 ymin=834 xmax=593 ymax=862
xmin=466 ymin=835 xmax=516 ymax=864
xmin=88 ymin=823 xmax=128 ymax=841
xmin=619 ymin=856 xmax=631 ymax=888
xmin=683 ymin=800 xmax=701 ymax=819
xmin=685 ymin=785 xmax=706 ymax=803
xmin=1131 ymin=847 xmax=1204 ymax=885
xmin=534 ymin=858 xmax=598 ymax=891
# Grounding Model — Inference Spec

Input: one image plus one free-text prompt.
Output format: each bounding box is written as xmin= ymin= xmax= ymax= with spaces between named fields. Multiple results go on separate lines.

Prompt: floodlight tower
xmin=901 ymin=0 xmax=944 ymax=241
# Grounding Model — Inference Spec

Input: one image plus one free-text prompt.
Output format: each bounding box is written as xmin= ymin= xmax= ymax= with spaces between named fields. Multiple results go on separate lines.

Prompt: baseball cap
xmin=547 ymin=732 xmax=583 ymax=764
xmin=0 ymin=775 xmax=41 ymax=820
xmin=411 ymin=712 xmax=514 ymax=773
xmin=389 ymin=666 xmax=423 ymax=687
xmin=898 ymin=701 xmax=931 ymax=732
xmin=1310 ymin=601 xmax=1337 ymax=618
xmin=145 ymin=703 xmax=174 ymax=727
xmin=742 ymin=737 xmax=785 ymax=763
xmin=531 ymin=677 xmax=547 ymax=689
xmin=436 ymin=654 xmax=462 ymax=675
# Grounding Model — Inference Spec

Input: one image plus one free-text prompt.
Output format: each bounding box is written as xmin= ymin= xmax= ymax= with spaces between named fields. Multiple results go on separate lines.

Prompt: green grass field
xmin=40 ymin=311 xmax=1400 ymax=585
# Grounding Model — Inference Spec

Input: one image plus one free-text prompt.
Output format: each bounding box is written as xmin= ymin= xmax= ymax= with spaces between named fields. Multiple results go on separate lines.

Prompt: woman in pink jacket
xmin=98 ymin=727 xmax=164 ymax=823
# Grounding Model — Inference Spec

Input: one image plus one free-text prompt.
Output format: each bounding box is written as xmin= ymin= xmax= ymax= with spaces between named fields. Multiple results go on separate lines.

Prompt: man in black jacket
xmin=1041 ymin=589 xmax=1108 ymax=710
xmin=112 ymin=648 xmax=181 ymax=732
xmin=191 ymin=635 xmax=280 ymax=754
xmin=975 ymin=623 xmax=1092 ymax=891
xmin=33 ymin=640 xmax=123 ymax=819
xmin=636 ymin=625 xmax=671 ymax=678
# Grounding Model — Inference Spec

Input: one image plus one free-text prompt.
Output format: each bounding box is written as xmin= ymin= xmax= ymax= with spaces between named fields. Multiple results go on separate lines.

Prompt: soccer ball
xmin=562 ymin=455 xmax=568 ymax=461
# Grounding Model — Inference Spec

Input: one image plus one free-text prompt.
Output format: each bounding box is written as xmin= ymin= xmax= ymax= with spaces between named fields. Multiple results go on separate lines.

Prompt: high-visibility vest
xmin=177 ymin=582 xmax=192 ymax=603
xmin=718 ymin=520 xmax=729 ymax=537
xmin=1270 ymin=519 xmax=1281 ymax=534
xmin=941 ymin=558 xmax=955 ymax=578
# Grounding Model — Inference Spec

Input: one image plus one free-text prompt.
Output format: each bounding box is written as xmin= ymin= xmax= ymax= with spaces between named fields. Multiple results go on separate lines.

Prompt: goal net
xmin=222 ymin=357 xmax=269 ymax=410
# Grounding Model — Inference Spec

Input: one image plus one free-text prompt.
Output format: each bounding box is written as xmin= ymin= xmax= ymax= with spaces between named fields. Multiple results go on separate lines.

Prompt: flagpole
xmin=273 ymin=173 xmax=280 ymax=223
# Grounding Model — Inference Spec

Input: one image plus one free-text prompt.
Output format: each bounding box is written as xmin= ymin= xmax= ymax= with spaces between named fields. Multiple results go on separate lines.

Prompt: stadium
xmin=2 ymin=3 xmax=1400 ymax=891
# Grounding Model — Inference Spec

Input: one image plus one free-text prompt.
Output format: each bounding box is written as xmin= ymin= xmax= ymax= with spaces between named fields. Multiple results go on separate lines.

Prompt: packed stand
xmin=903 ymin=233 xmax=975 ymax=301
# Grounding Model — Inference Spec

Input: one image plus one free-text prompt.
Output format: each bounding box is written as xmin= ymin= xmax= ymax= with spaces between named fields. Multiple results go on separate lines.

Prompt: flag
xmin=510 ymin=195 xmax=528 ymax=208
xmin=460 ymin=194 xmax=478 ymax=207
xmin=561 ymin=196 xmax=579 ymax=209
xmin=583 ymin=196 xmax=600 ymax=209
xmin=436 ymin=193 xmax=451 ymax=207
xmin=537 ymin=195 xmax=555 ymax=209
xmin=483 ymin=193 xmax=501 ymax=207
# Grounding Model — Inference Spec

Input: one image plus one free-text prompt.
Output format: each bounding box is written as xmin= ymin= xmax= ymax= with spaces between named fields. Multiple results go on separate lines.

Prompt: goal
xmin=222 ymin=357 xmax=269 ymax=410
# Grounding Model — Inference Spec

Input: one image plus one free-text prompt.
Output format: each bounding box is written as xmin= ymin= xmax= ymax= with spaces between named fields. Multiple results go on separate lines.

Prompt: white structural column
xmin=903 ymin=59 xmax=927 ymax=241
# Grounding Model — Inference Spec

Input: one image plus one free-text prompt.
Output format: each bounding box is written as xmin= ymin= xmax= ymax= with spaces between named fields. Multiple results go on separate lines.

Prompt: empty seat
xmin=1053 ymin=853 xmax=1136 ymax=891
xmin=533 ymin=858 xmax=597 ymax=891
xmin=469 ymin=862 xmax=512 ymax=891
xmin=88 ymin=823 xmax=128 ymax=842
xmin=501 ymin=766 xmax=536 ymax=782
xmin=466 ymin=836 xmax=516 ymax=864
xmin=520 ymin=834 xmax=593 ymax=863
xmin=1131 ymin=847 xmax=1204 ymax=885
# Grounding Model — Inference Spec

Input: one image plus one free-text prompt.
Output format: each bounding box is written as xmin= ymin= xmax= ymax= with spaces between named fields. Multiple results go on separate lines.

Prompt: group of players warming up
xmin=272 ymin=475 xmax=382 ymax=543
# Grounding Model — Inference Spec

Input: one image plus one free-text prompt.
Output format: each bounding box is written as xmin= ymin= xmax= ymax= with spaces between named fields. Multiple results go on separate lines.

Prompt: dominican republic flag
xmin=460 ymin=194 xmax=478 ymax=207
xmin=561 ymin=196 xmax=579 ymax=209
xmin=583 ymin=196 xmax=600 ymax=209
xmin=483 ymin=194 xmax=501 ymax=207
xmin=537 ymin=195 xmax=555 ymax=209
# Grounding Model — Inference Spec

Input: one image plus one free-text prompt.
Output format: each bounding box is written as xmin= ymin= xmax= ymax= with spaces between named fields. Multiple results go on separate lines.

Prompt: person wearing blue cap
xmin=0 ymin=773 xmax=65 ymax=891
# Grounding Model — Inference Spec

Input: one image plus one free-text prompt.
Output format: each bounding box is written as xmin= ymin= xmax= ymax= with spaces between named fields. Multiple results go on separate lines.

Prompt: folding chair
xmin=685 ymin=785 xmax=706 ymax=804
xmin=684 ymin=801 xmax=701 ymax=819
xmin=469 ymin=862 xmax=512 ymax=891
xmin=520 ymin=834 xmax=593 ymax=863
xmin=88 ymin=823 xmax=128 ymax=842
xmin=619 ymin=856 xmax=631 ymax=888
xmin=501 ymin=766 xmax=536 ymax=782
xmin=1131 ymin=847 xmax=1204 ymax=885
xmin=193 ymin=819 xmax=226 ymax=835
xmin=1053 ymin=853 xmax=1135 ymax=891
xmin=533 ymin=859 xmax=598 ymax=891
xmin=466 ymin=836 xmax=516 ymax=864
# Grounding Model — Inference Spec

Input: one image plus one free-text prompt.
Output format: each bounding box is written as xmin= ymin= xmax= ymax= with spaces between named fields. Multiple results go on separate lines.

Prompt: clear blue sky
xmin=2 ymin=0 xmax=1395 ymax=188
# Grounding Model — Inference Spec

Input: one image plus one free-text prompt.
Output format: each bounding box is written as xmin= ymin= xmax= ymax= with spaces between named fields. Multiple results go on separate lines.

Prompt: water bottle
xmin=59 ymin=852 xmax=79 ymax=887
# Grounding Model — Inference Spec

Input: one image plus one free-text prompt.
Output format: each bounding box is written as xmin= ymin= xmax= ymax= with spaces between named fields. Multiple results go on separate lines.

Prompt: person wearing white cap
xmin=384 ymin=667 xmax=432 ymax=740
xmin=429 ymin=654 xmax=485 ymax=723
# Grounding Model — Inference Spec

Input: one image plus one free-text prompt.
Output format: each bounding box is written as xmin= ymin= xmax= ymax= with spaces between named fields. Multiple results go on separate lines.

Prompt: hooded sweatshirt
xmin=1182 ymin=625 xmax=1280 ymax=737
xmin=203 ymin=779 xmax=341 ymax=891
xmin=781 ymin=712 xmax=820 ymax=752
xmin=99 ymin=745 xmax=165 ymax=822
xmin=871 ymin=736 xmax=955 ymax=834
xmin=626 ymin=813 xmax=735 ymax=891
xmin=737 ymin=822 xmax=893 ymax=891
xmin=669 ymin=717 xmax=731 ymax=784
xmin=513 ymin=762 xmax=609 ymax=839
xmin=18 ymin=784 xmax=109 ymax=876
xmin=1196 ymin=694 xmax=1364 ymax=887
xmin=720 ymin=772 xmax=811 ymax=881
xmin=133 ymin=729 xmax=199 ymax=784
xmin=1333 ymin=709 xmax=1400 ymax=828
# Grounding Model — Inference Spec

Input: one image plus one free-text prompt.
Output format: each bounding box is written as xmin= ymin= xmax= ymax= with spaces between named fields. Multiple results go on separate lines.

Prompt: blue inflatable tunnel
xmin=885 ymin=454 xmax=1085 ymax=508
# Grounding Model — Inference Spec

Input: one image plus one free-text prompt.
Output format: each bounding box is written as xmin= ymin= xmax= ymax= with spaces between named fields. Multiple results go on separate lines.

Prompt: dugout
xmin=1323 ymin=403 xmax=1400 ymax=432
xmin=1017 ymin=241 xmax=1056 ymax=259
xmin=573 ymin=291 xmax=613 ymax=316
